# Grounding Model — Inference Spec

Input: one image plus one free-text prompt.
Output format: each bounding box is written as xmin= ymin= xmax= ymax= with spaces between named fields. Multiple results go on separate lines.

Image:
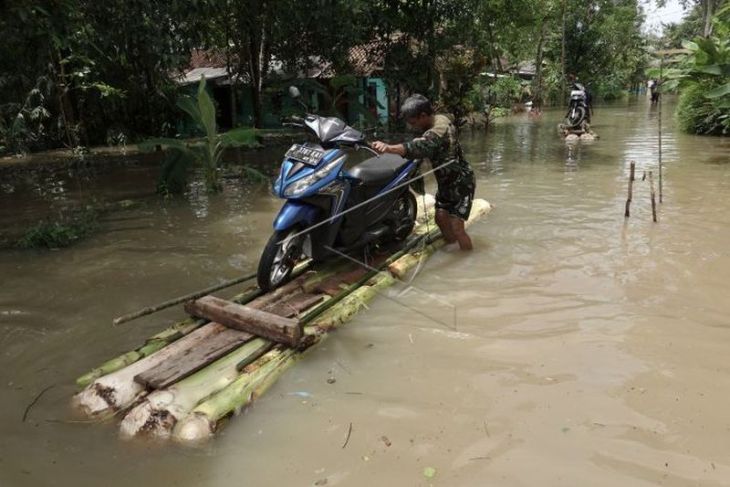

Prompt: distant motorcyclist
xmin=565 ymin=73 xmax=593 ymax=126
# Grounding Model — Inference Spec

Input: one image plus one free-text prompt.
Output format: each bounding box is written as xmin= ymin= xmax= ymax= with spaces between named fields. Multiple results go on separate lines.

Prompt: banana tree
xmin=141 ymin=76 xmax=259 ymax=193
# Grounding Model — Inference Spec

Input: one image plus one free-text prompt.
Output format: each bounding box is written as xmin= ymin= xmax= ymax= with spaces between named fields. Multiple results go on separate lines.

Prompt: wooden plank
xmin=135 ymin=327 xmax=252 ymax=389
xmin=264 ymin=292 xmax=324 ymax=317
xmin=132 ymin=290 xmax=316 ymax=390
xmin=185 ymin=296 xmax=302 ymax=347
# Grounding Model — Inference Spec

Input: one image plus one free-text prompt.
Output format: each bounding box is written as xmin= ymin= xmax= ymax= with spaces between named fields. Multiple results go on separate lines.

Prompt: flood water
xmin=1 ymin=97 xmax=729 ymax=486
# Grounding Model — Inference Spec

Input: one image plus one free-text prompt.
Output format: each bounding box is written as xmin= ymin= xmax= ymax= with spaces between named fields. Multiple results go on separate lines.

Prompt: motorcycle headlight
xmin=283 ymin=155 xmax=345 ymax=197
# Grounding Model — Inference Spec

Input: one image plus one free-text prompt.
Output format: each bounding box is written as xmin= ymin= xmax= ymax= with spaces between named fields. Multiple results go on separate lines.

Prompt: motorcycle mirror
xmin=288 ymin=86 xmax=301 ymax=99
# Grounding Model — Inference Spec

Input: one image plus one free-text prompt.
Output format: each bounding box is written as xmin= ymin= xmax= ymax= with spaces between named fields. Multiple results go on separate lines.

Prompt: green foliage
xmin=18 ymin=209 xmax=98 ymax=249
xmin=437 ymin=46 xmax=486 ymax=118
xmin=487 ymin=77 xmax=524 ymax=108
xmin=677 ymin=81 xmax=730 ymax=135
xmin=0 ymin=0 xmax=661 ymax=147
xmin=664 ymin=5 xmax=729 ymax=135
xmin=551 ymin=0 xmax=648 ymax=99
xmin=142 ymin=77 xmax=260 ymax=194
xmin=0 ymin=1 xmax=211 ymax=149
xmin=290 ymin=76 xmax=380 ymax=126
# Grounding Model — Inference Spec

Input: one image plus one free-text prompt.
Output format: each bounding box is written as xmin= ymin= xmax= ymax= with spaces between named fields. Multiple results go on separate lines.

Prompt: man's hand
xmin=372 ymin=141 xmax=389 ymax=154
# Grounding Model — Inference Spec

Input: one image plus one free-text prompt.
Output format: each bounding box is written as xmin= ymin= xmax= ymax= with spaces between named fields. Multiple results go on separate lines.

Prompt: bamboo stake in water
xmin=625 ymin=161 xmax=635 ymax=218
xmin=649 ymin=171 xmax=658 ymax=223
xmin=658 ymin=55 xmax=664 ymax=203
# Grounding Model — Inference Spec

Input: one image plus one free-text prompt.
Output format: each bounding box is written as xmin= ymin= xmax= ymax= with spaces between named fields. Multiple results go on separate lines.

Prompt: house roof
xmin=349 ymin=43 xmax=385 ymax=76
xmin=175 ymin=67 xmax=231 ymax=85
xmin=175 ymin=49 xmax=335 ymax=85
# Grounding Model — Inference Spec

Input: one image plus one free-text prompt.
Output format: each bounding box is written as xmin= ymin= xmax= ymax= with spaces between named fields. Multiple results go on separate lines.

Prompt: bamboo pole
xmin=174 ymin=349 xmax=298 ymax=443
xmin=112 ymin=273 xmax=260 ymax=326
xmin=649 ymin=171 xmax=658 ymax=223
xmin=658 ymin=55 xmax=663 ymax=204
xmin=625 ymin=161 xmax=635 ymax=218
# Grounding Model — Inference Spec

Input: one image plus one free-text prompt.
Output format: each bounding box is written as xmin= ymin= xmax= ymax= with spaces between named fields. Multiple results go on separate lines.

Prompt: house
xmin=173 ymin=48 xmax=390 ymax=133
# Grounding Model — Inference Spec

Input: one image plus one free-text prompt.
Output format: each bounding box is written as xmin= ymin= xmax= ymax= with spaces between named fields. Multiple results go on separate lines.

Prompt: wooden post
xmin=658 ymin=55 xmax=663 ymax=204
xmin=649 ymin=171 xmax=658 ymax=223
xmin=625 ymin=161 xmax=635 ymax=218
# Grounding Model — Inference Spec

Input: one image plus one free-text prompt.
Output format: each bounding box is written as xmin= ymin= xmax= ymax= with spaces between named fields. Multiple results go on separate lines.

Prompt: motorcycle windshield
xmin=304 ymin=115 xmax=364 ymax=144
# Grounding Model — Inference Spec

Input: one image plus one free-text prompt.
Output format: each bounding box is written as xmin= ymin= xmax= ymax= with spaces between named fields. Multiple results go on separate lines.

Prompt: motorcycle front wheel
xmin=257 ymin=227 xmax=305 ymax=292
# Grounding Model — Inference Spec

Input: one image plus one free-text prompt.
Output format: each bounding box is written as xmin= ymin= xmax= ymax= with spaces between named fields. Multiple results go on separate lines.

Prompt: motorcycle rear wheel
xmin=568 ymin=106 xmax=587 ymax=128
xmin=390 ymin=191 xmax=417 ymax=241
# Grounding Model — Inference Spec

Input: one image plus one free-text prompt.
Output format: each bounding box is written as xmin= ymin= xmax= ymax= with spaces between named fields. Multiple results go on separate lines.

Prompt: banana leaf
xmin=706 ymin=82 xmax=730 ymax=99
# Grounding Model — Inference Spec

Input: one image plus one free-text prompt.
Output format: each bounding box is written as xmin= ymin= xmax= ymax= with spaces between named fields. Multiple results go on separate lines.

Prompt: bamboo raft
xmin=72 ymin=195 xmax=492 ymax=443
xmin=558 ymin=123 xmax=598 ymax=141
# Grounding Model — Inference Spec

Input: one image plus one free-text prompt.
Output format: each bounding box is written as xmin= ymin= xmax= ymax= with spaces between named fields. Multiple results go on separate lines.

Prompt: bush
xmin=18 ymin=210 xmax=98 ymax=249
xmin=676 ymin=81 xmax=730 ymax=136
xmin=487 ymin=76 xmax=523 ymax=108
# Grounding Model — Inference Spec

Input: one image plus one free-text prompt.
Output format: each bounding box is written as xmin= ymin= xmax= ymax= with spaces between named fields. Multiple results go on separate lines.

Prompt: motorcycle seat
xmin=347 ymin=154 xmax=410 ymax=185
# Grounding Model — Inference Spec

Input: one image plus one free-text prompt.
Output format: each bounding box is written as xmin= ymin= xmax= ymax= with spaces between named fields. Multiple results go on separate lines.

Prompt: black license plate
xmin=286 ymin=144 xmax=324 ymax=165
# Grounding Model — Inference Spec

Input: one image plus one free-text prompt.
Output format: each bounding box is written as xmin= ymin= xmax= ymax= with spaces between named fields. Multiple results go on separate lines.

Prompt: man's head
xmin=401 ymin=94 xmax=434 ymax=132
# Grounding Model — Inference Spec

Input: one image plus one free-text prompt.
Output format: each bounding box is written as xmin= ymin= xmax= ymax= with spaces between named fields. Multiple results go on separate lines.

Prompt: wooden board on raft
xmin=72 ymin=196 xmax=493 ymax=442
xmin=134 ymin=327 xmax=252 ymax=390
xmin=184 ymin=296 xmax=303 ymax=347
xmin=134 ymin=290 xmax=319 ymax=390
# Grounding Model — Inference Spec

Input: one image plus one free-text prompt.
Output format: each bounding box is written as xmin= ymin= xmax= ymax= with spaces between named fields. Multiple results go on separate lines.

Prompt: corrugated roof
xmin=175 ymin=67 xmax=231 ymax=85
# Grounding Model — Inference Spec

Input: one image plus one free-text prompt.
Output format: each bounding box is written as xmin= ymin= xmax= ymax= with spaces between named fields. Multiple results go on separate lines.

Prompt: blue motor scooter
xmin=257 ymin=87 xmax=419 ymax=291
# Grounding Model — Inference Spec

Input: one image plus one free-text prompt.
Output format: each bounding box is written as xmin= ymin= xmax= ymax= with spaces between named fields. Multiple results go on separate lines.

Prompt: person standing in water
xmin=372 ymin=94 xmax=476 ymax=250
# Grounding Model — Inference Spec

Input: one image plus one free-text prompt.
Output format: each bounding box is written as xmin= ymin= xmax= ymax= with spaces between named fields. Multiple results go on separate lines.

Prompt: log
xmin=185 ymin=296 xmax=302 ymax=347
xmin=119 ymin=338 xmax=271 ymax=439
xmin=173 ymin=348 xmax=297 ymax=443
xmin=73 ymin=322 xmax=231 ymax=417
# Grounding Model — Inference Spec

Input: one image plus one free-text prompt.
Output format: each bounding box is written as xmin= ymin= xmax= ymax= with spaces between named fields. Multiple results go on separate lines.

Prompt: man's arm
xmin=372 ymin=141 xmax=406 ymax=156
xmin=372 ymin=132 xmax=440 ymax=159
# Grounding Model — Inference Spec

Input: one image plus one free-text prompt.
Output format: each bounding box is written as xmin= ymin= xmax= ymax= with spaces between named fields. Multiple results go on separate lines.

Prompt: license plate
xmin=286 ymin=144 xmax=324 ymax=165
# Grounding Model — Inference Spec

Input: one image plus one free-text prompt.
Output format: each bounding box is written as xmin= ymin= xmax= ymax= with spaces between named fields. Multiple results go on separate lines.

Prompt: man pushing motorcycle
xmin=372 ymin=94 xmax=476 ymax=251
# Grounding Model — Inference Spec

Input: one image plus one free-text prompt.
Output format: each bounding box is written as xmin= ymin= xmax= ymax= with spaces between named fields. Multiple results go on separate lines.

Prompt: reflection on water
xmin=1 ymin=97 xmax=730 ymax=486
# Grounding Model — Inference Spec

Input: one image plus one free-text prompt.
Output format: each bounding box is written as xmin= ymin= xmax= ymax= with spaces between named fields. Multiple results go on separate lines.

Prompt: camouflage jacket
xmin=402 ymin=114 xmax=473 ymax=187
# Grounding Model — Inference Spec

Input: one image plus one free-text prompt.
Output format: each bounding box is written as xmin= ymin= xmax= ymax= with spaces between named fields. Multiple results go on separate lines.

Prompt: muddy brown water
xmin=1 ymin=98 xmax=729 ymax=486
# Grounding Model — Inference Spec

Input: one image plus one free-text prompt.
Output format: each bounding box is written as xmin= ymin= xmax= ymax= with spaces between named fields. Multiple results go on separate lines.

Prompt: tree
xmin=657 ymin=0 xmax=727 ymax=37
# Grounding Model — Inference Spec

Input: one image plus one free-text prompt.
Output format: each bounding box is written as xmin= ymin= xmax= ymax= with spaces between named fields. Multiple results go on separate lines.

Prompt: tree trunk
xmin=246 ymin=18 xmax=269 ymax=129
xmin=561 ymin=0 xmax=567 ymax=100
xmin=533 ymin=19 xmax=547 ymax=110
xmin=703 ymin=0 xmax=717 ymax=37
